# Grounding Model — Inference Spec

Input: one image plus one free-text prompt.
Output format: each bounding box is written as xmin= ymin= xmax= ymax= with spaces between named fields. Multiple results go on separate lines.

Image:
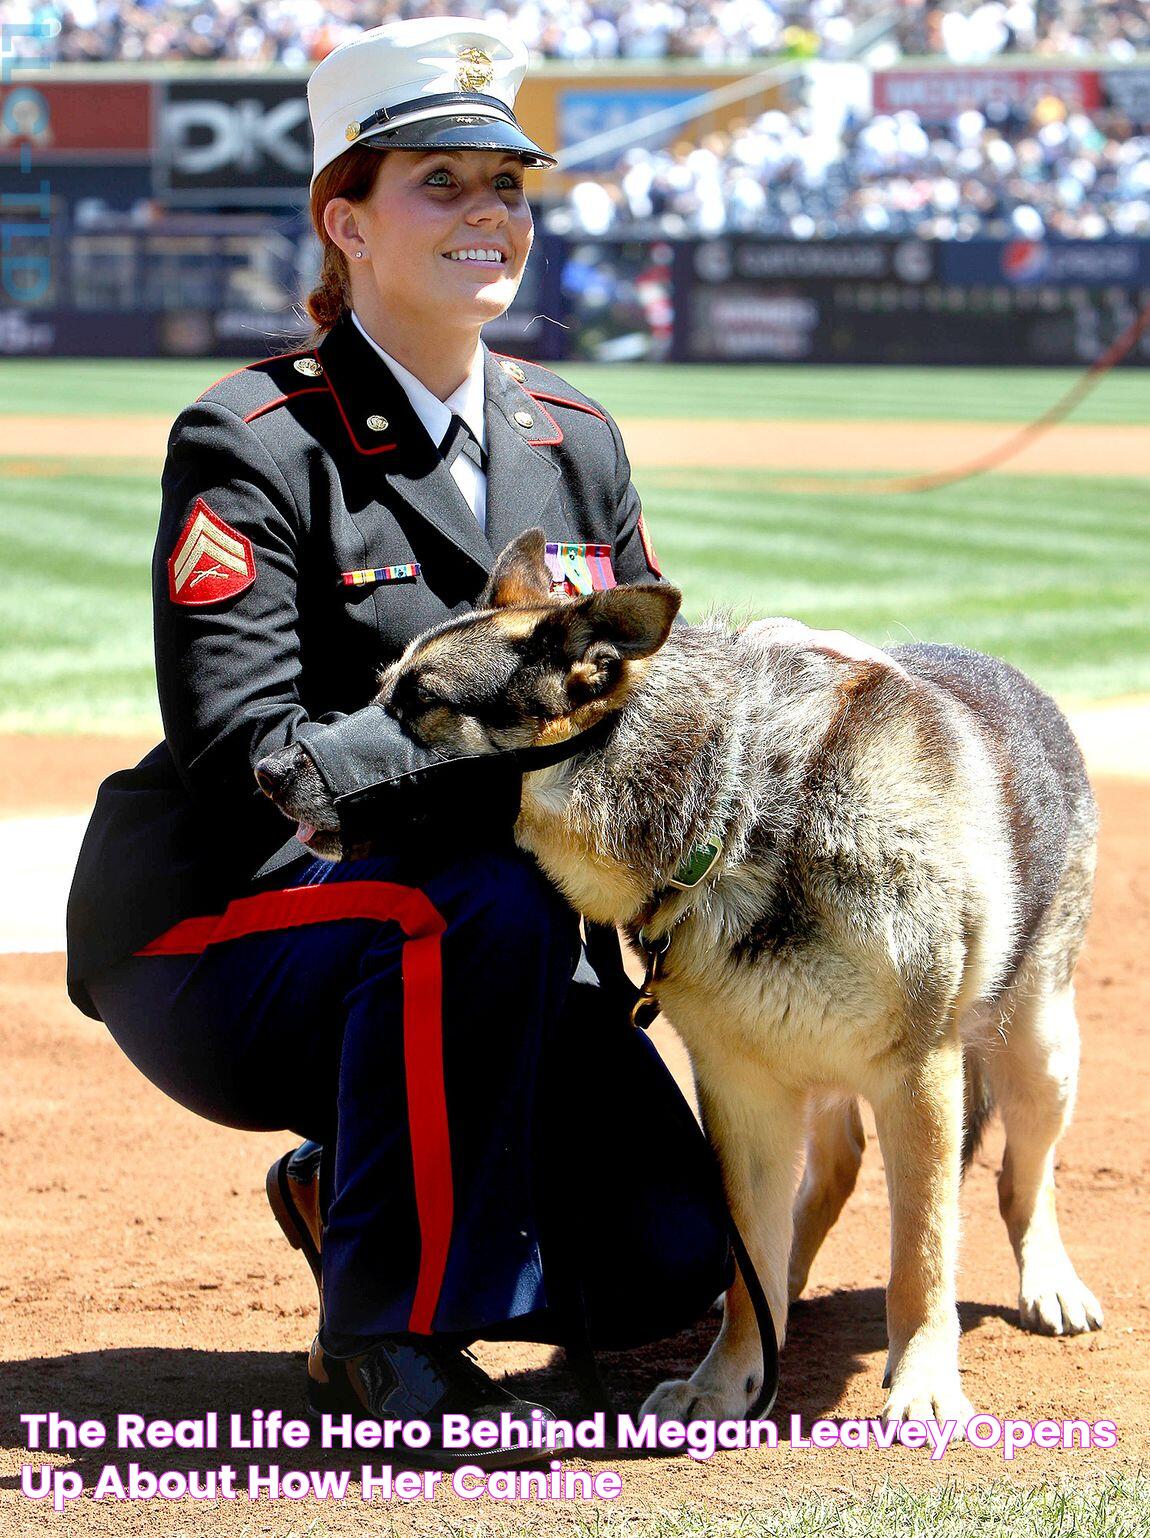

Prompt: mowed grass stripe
xmin=569 ymin=362 xmax=1150 ymax=425
xmin=648 ymin=470 xmax=1150 ymax=700
xmin=646 ymin=472 xmax=1149 ymax=586
xmin=654 ymin=470 xmax=1150 ymax=534
xmin=1 ymin=469 xmax=160 ymax=526
xmin=679 ymin=576 xmax=1149 ymax=654
xmin=0 ymin=627 xmax=156 ymax=732
xmin=0 ymin=358 xmax=243 ymax=417
xmin=657 ymin=503 xmax=1137 ymax=576
xmin=0 ymin=469 xmax=159 ymax=732
xmin=2 ymin=359 xmax=1150 ymax=424
xmin=1 ymin=460 xmax=1146 ymax=731
xmin=0 ymin=476 xmax=160 ymax=578
xmin=2 ymin=529 xmax=155 ymax=579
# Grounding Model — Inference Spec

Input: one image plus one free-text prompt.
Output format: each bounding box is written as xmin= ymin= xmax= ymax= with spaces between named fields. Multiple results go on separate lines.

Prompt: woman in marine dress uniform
xmin=67 ymin=18 xmax=719 ymax=1464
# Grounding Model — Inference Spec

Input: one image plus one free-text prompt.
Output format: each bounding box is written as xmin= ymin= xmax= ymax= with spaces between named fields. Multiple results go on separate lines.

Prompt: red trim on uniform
xmin=525 ymin=397 xmax=563 ymax=448
xmin=490 ymin=349 xmax=542 ymax=374
xmin=491 ymin=349 xmax=566 ymax=380
xmin=400 ymin=905 xmax=451 ymax=1336
xmin=136 ymin=881 xmax=453 ymax=1336
xmin=491 ymin=353 xmax=610 ymax=424
xmin=195 ymin=349 xmax=313 ymax=403
xmin=637 ymin=511 xmax=662 ymax=578
xmin=321 ymin=372 xmax=400 ymax=457
xmin=243 ymin=386 xmax=329 ymax=424
xmin=528 ymin=391 xmax=608 ymax=423
xmin=497 ymin=372 xmax=564 ymax=448
xmin=138 ymin=912 xmax=222 ymax=952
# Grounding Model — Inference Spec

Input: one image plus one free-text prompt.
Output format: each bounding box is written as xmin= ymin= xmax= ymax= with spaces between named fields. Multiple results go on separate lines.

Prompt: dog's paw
xmin=882 ymin=1374 xmax=975 ymax=1433
xmin=1019 ymin=1268 xmax=1104 ymax=1336
xmin=787 ymin=1262 xmax=810 ymax=1304
xmin=640 ymin=1377 xmax=753 ymax=1424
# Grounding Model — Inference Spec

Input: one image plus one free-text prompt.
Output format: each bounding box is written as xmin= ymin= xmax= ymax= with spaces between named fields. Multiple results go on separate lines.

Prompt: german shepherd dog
xmin=259 ymin=529 xmax=1103 ymax=1427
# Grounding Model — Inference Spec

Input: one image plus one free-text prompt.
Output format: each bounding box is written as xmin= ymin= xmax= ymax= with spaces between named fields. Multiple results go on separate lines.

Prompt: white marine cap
xmin=308 ymin=17 xmax=556 ymax=186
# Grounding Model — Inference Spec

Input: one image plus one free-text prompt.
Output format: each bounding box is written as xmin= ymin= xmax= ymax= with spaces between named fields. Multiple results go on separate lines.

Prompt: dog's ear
xmin=558 ymin=583 xmax=681 ymax=704
xmin=582 ymin=584 xmax=682 ymax=657
xmin=479 ymin=529 xmax=554 ymax=609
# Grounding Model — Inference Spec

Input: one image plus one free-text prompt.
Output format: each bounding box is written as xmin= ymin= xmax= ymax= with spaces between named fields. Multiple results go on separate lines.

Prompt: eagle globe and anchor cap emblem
xmin=456 ymin=46 xmax=494 ymax=93
xmin=308 ymin=20 xmax=557 ymax=184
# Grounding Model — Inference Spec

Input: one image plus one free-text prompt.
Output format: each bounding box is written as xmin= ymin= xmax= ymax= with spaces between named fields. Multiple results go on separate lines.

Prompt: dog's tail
xmin=961 ymin=1048 xmax=996 ymax=1173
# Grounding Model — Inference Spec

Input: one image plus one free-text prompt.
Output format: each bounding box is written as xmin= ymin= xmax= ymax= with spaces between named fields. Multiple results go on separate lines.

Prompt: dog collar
xmin=645 ymin=830 xmax=725 ymax=931
xmin=632 ymin=831 xmax=725 ymax=1028
xmin=668 ymin=833 xmax=724 ymax=892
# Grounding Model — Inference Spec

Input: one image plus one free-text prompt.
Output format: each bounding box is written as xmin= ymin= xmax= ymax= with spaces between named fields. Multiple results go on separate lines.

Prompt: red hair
xmin=304 ymin=146 xmax=386 ymax=336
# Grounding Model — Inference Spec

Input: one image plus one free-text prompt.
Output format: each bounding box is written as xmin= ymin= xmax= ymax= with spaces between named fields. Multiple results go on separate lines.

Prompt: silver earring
xmin=355 ymin=250 xmax=365 ymax=260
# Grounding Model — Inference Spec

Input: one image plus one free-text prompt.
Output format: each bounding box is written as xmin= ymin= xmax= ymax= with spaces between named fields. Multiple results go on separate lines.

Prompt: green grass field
xmin=2 ymin=358 xmax=1150 ymax=423
xmin=430 ymin=1476 xmax=1150 ymax=1538
xmin=1 ymin=362 xmax=1147 ymax=733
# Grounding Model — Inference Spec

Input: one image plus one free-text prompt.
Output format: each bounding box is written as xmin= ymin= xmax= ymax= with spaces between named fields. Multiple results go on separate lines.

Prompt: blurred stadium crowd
xmin=897 ymin=0 xmax=1149 ymax=62
xmin=13 ymin=0 xmax=880 ymax=64
xmin=555 ymin=100 xmax=1150 ymax=240
xmin=19 ymin=0 xmax=1147 ymax=64
xmin=10 ymin=0 xmax=1149 ymax=240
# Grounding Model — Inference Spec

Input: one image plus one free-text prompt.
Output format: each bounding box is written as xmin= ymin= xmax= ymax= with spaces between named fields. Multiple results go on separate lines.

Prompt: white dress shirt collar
xmin=351 ymin=311 xmax=487 ymax=452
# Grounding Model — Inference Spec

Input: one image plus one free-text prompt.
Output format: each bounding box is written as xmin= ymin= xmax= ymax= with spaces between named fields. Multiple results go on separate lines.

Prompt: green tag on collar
xmin=668 ymin=834 xmax=724 ymax=891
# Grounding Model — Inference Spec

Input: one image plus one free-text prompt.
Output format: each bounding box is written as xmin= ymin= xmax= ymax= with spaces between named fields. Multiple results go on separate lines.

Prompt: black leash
xmin=584 ymin=935 xmax=781 ymax=1424
xmin=506 ymin=712 xmax=616 ymax=772
xmin=565 ymin=1210 xmax=780 ymax=1423
xmin=514 ymin=716 xmax=782 ymax=1421
xmin=726 ymin=1208 xmax=780 ymax=1420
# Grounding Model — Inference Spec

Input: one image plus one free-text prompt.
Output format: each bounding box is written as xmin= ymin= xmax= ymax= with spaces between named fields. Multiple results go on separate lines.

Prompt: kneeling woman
xmin=67 ymin=17 xmax=710 ymax=1464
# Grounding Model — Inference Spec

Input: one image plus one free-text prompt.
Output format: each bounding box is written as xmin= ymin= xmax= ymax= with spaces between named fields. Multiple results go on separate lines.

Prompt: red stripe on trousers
xmin=137 ymin=882 xmax=452 ymax=1334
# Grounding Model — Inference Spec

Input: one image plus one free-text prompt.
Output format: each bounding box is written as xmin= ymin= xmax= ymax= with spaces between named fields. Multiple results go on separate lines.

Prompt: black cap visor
xmin=362 ymin=113 xmax=556 ymax=169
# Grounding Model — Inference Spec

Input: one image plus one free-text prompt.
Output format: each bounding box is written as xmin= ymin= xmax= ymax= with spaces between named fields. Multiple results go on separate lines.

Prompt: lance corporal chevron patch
xmin=544 ymin=542 xmax=616 ymax=597
xmin=168 ymin=499 xmax=256 ymax=606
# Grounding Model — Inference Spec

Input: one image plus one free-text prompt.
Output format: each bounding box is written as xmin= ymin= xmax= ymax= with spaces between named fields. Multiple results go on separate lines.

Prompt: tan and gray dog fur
xmin=260 ymin=528 xmax=1103 ymax=1428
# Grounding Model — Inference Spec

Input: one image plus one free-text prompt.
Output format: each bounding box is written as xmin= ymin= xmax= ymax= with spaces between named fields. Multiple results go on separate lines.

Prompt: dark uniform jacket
xmin=66 ymin=313 xmax=661 ymax=1018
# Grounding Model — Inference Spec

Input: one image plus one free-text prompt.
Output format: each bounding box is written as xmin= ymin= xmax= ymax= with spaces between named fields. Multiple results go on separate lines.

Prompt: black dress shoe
xmin=266 ymin=1142 xmax=324 ymax=1328
xmin=306 ymin=1334 xmax=554 ymax=1468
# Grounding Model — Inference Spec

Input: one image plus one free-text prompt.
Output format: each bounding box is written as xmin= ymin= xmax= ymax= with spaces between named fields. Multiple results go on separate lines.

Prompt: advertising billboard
xmin=158 ymin=79 xmax=311 ymax=204
xmin=872 ymin=67 xmax=1102 ymax=121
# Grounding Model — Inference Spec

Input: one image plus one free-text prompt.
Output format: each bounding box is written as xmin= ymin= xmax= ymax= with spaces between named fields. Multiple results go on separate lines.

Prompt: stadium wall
xmin=0 ymin=67 xmax=791 ymax=207
xmin=2 ymin=68 xmax=1148 ymax=364
xmin=4 ymin=230 xmax=1148 ymax=366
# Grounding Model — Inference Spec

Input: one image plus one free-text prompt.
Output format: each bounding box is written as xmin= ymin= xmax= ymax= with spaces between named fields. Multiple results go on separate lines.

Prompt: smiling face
xmin=324 ymin=148 xmax=534 ymax=339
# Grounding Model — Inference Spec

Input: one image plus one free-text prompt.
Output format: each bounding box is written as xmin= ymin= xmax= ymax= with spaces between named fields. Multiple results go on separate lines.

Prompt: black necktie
xmin=439 ymin=413 xmax=487 ymax=473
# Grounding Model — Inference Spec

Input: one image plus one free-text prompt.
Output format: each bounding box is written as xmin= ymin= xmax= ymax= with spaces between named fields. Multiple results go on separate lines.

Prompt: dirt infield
xmin=4 ymin=414 xmax=1150 ymax=476
xmin=2 ymin=733 xmax=1148 ymax=1533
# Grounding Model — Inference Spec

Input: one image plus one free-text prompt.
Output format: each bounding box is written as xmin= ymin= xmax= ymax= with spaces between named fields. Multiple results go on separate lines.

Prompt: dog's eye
xmin=413 ymin=683 xmax=440 ymax=708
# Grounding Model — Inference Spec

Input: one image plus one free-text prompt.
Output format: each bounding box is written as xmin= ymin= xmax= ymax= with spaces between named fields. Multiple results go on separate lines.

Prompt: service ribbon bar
xmin=544 ymin=542 xmax=616 ymax=596
xmin=340 ymin=562 xmax=421 ymax=587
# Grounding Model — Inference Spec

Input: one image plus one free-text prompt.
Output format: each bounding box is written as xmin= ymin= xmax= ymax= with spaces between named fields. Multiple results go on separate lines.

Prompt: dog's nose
xmin=255 ymin=757 xmax=289 ymax=797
